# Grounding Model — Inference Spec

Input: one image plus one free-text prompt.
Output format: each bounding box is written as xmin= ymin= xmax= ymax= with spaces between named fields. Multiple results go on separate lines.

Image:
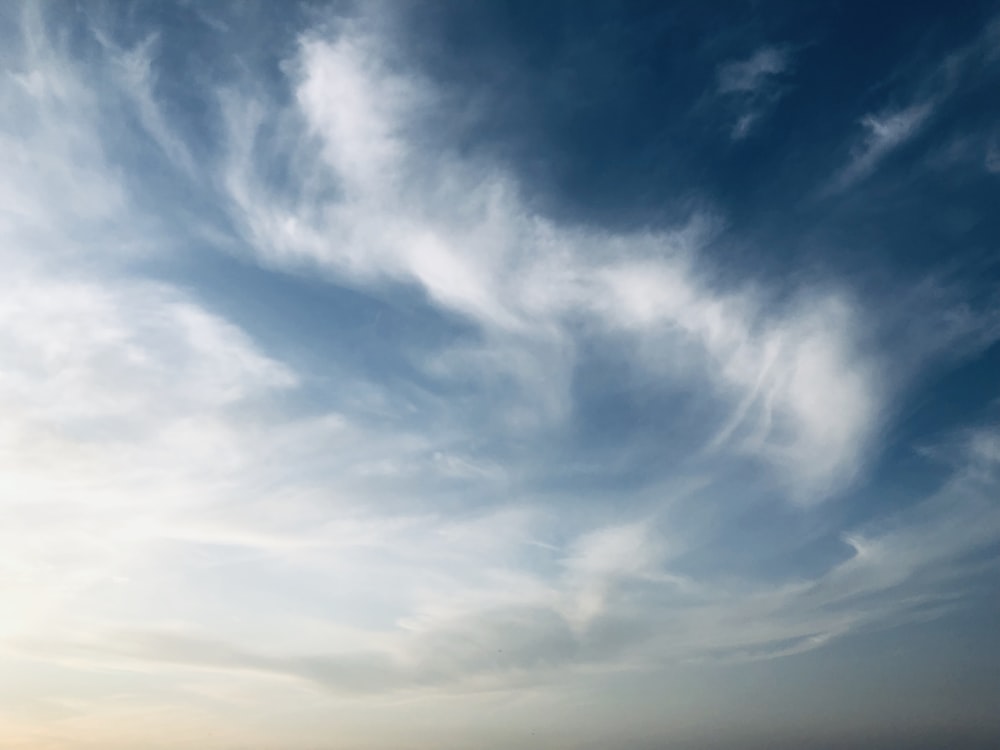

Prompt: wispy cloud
xmin=987 ymin=135 xmax=1000 ymax=173
xmin=828 ymin=13 xmax=1000 ymax=191
xmin=224 ymin=27 xmax=878 ymax=501
xmin=103 ymin=32 xmax=198 ymax=177
xmin=715 ymin=45 xmax=793 ymax=139
xmin=717 ymin=46 xmax=791 ymax=95
xmin=14 ymin=422 xmax=1000 ymax=695
xmin=830 ymin=101 xmax=935 ymax=190
xmin=2 ymin=4 xmax=1000 ymax=746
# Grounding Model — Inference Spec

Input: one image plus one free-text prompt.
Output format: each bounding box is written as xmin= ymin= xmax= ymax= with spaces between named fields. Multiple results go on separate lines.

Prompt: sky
xmin=2 ymin=1 xmax=1000 ymax=748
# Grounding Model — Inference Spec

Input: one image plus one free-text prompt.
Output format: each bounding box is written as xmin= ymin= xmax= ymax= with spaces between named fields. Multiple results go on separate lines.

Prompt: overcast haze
xmin=2 ymin=1 xmax=1000 ymax=748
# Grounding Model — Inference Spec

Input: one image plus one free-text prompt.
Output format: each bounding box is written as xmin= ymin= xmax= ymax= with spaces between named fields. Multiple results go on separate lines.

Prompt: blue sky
xmin=2 ymin=1 xmax=999 ymax=748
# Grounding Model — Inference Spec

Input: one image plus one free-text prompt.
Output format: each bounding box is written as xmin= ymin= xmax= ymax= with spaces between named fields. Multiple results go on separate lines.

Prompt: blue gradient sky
xmin=2 ymin=2 xmax=1000 ymax=748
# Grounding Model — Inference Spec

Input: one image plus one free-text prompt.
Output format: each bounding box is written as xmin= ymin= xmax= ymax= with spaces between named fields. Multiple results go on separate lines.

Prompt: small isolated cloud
xmin=830 ymin=101 xmax=934 ymax=190
xmin=825 ymin=12 xmax=1000 ymax=191
xmin=715 ymin=45 xmax=793 ymax=139
xmin=717 ymin=46 xmax=791 ymax=94
xmin=730 ymin=110 xmax=761 ymax=140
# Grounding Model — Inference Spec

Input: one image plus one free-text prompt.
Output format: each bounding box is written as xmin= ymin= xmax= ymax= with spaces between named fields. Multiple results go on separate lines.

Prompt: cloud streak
xmin=831 ymin=101 xmax=935 ymax=190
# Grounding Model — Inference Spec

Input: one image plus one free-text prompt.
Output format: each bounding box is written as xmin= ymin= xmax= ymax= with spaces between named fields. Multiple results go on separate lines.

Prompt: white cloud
xmin=0 ymin=267 xmax=303 ymax=630
xmin=561 ymin=521 xmax=665 ymax=628
xmin=0 ymin=18 xmax=130 ymax=263
xmin=222 ymin=26 xmax=880 ymax=502
xmin=3 ymin=7 xmax=1000 ymax=743
xmin=828 ymin=13 xmax=1000 ymax=188
xmin=597 ymin=264 xmax=878 ymax=500
xmin=717 ymin=46 xmax=791 ymax=94
xmin=831 ymin=101 xmax=935 ymax=190
xmin=15 ymin=420 xmax=1000 ymax=693
xmin=715 ymin=45 xmax=792 ymax=139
